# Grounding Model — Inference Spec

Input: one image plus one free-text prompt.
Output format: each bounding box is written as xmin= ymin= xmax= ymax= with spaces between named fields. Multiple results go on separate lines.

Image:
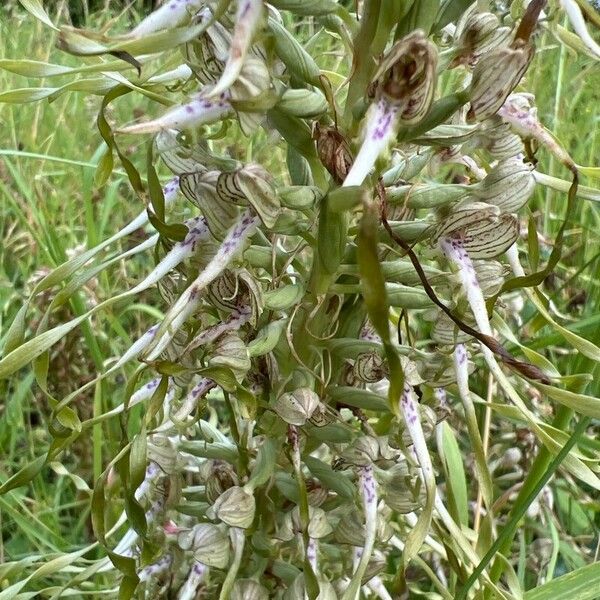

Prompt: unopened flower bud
xmin=307 ymin=480 xmax=329 ymax=506
xmin=430 ymin=311 xmax=473 ymax=345
xmin=473 ymin=260 xmax=506 ymax=297
xmin=452 ymin=11 xmax=511 ymax=66
xmin=473 ymin=157 xmax=536 ymax=213
xmin=362 ymin=556 xmax=386 ymax=586
xmin=474 ymin=117 xmax=524 ymax=159
xmin=291 ymin=506 xmax=333 ymax=539
xmin=432 ymin=202 xmax=519 ymax=259
xmin=273 ymin=388 xmax=321 ymax=426
xmin=147 ymin=435 xmax=178 ymax=475
xmin=208 ymin=333 xmax=251 ymax=381
xmin=217 ymin=164 xmax=280 ymax=228
xmin=340 ymin=436 xmax=379 ymax=466
xmin=208 ymin=485 xmax=256 ymax=529
xmin=335 ymin=509 xmax=366 ymax=546
xmin=177 ymin=523 xmax=230 ymax=568
xmin=207 ymin=270 xmax=239 ymax=312
xmin=467 ymin=42 xmax=534 ymax=122
xmin=377 ymin=462 xmax=425 ymax=513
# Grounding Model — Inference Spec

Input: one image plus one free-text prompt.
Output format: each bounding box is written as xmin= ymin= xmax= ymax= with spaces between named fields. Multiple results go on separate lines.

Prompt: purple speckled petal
xmin=118 ymin=93 xmax=232 ymax=135
xmin=130 ymin=0 xmax=204 ymax=37
xmin=343 ymin=99 xmax=400 ymax=187
xmin=145 ymin=209 xmax=259 ymax=360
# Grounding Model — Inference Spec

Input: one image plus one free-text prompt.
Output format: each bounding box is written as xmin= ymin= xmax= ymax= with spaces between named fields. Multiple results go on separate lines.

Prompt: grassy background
xmin=0 ymin=0 xmax=599 ymax=593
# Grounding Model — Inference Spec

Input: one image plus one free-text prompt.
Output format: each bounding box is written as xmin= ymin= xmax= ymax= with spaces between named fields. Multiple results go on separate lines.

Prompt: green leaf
xmin=269 ymin=18 xmax=321 ymax=86
xmin=18 ymin=0 xmax=58 ymax=30
xmin=304 ymin=456 xmax=355 ymax=500
xmin=0 ymin=455 xmax=46 ymax=495
xmin=0 ymin=87 xmax=56 ymax=103
xmin=535 ymin=382 xmax=600 ymax=418
xmin=327 ymin=386 xmax=389 ymax=413
xmin=264 ymin=284 xmax=304 ymax=311
xmin=97 ymin=85 xmax=144 ymax=195
xmin=248 ymin=319 xmax=286 ymax=357
xmin=0 ymin=314 xmax=89 ymax=379
xmin=247 ymin=438 xmax=278 ymax=490
xmin=0 ymin=59 xmax=74 ymax=77
xmin=524 ymin=562 xmax=600 ymax=600
xmin=357 ymin=200 xmax=391 ymax=344
xmin=440 ymin=422 xmax=469 ymax=527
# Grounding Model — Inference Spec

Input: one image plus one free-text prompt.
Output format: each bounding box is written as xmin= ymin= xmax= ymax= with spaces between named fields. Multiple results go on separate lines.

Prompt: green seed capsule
xmin=264 ymin=284 xmax=304 ymax=311
xmin=387 ymin=182 xmax=470 ymax=209
xmin=247 ymin=319 xmax=286 ymax=357
xmin=472 ymin=157 xmax=536 ymax=213
xmin=277 ymin=87 xmax=329 ymax=118
xmin=468 ymin=43 xmax=534 ymax=122
xmin=381 ymin=149 xmax=433 ymax=185
xmin=386 ymin=283 xmax=435 ymax=309
xmin=286 ymin=146 xmax=314 ymax=186
xmin=269 ymin=18 xmax=321 ymax=85
xmin=278 ymin=185 xmax=323 ymax=210
xmin=452 ymin=11 xmax=511 ymax=66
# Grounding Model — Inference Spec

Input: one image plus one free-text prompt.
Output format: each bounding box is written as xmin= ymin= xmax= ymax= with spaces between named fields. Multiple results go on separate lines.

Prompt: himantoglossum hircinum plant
xmin=2 ymin=0 xmax=600 ymax=599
